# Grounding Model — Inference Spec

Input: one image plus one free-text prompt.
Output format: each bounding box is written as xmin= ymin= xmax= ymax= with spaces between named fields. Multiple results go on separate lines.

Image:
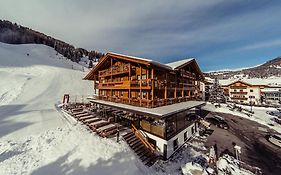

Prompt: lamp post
xmin=249 ymin=96 xmax=253 ymax=114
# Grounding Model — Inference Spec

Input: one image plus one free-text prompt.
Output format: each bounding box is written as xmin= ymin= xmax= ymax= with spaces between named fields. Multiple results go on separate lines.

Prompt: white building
xmin=221 ymin=80 xmax=266 ymax=105
xmin=261 ymin=87 xmax=281 ymax=105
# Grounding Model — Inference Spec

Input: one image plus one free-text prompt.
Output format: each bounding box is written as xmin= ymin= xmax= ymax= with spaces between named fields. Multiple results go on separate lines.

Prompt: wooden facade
xmin=84 ymin=53 xmax=204 ymax=108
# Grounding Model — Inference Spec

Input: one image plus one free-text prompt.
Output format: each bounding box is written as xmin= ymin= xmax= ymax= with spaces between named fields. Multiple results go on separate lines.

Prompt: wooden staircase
xmin=123 ymin=125 xmax=158 ymax=167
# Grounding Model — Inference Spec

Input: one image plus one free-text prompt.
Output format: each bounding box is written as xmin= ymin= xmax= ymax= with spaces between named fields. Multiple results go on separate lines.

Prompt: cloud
xmin=237 ymin=39 xmax=281 ymax=51
xmin=1 ymin=0 xmax=281 ymax=70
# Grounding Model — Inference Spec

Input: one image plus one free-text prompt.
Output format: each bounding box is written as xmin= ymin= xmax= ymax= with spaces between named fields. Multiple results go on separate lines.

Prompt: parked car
xmin=267 ymin=134 xmax=281 ymax=148
xmin=266 ymin=111 xmax=281 ymax=117
xmin=205 ymin=115 xmax=229 ymax=130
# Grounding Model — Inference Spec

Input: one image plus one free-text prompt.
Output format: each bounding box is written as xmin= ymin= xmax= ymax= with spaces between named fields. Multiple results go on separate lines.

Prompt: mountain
xmin=205 ymin=56 xmax=281 ymax=79
xmin=0 ymin=20 xmax=104 ymax=63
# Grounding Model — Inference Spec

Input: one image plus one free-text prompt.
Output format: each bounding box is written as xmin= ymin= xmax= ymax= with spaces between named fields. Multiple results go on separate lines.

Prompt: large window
xmin=173 ymin=138 xmax=178 ymax=151
xmin=166 ymin=111 xmax=197 ymax=139
xmin=184 ymin=132 xmax=187 ymax=141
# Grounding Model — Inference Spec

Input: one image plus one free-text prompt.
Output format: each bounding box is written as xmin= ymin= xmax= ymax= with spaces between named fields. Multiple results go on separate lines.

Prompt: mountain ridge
xmin=205 ymin=56 xmax=281 ymax=79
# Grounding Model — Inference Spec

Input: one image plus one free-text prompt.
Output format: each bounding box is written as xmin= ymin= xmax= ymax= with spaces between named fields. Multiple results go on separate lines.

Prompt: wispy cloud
xmin=1 ymin=0 xmax=281 ymax=70
xmin=237 ymin=39 xmax=281 ymax=51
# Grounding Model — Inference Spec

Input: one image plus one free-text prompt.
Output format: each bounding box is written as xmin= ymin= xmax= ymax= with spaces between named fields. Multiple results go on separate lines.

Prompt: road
xmin=203 ymin=111 xmax=281 ymax=175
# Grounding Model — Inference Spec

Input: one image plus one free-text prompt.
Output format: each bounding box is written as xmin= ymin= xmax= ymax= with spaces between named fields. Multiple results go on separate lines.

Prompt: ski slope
xmin=0 ymin=43 xmax=147 ymax=175
xmin=0 ymin=43 xmax=254 ymax=175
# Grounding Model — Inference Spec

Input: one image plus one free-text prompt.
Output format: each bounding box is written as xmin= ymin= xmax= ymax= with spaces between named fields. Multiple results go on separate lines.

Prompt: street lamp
xmin=249 ymin=96 xmax=254 ymax=114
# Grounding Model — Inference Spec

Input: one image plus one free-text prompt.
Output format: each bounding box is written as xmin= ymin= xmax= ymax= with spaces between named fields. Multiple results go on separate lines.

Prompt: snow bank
xmin=0 ymin=125 xmax=146 ymax=175
xmin=217 ymin=155 xmax=254 ymax=175
xmin=0 ymin=43 xmax=151 ymax=175
xmin=202 ymin=103 xmax=281 ymax=134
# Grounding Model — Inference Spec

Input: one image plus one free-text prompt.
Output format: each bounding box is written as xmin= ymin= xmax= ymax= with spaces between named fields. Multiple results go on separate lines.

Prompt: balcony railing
xmin=96 ymin=95 xmax=199 ymax=108
xmin=99 ymin=63 xmax=130 ymax=77
xmin=230 ymin=91 xmax=247 ymax=95
xmin=180 ymin=70 xmax=196 ymax=79
xmin=231 ymin=96 xmax=247 ymax=100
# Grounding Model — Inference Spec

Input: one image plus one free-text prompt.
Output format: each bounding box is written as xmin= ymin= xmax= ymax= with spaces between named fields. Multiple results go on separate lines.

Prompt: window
xmin=173 ymin=138 xmax=178 ymax=151
xmin=191 ymin=126 xmax=195 ymax=134
xmin=184 ymin=132 xmax=187 ymax=141
xmin=240 ymin=89 xmax=243 ymax=92
xmin=234 ymin=89 xmax=237 ymax=92
xmin=250 ymin=89 xmax=253 ymax=92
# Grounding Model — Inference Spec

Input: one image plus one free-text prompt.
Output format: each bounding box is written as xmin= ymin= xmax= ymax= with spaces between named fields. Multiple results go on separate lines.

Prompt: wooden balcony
xmin=96 ymin=95 xmax=197 ymax=108
xmin=230 ymin=91 xmax=247 ymax=95
xmin=130 ymin=79 xmax=152 ymax=89
xmin=180 ymin=70 xmax=196 ymax=79
xmin=98 ymin=80 xmax=130 ymax=89
xmin=231 ymin=96 xmax=247 ymax=100
xmin=230 ymin=86 xmax=247 ymax=89
xmin=99 ymin=63 xmax=130 ymax=77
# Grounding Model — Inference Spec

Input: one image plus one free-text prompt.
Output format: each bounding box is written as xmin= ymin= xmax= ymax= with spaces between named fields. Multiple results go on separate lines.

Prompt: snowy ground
xmin=0 ymin=43 xmax=147 ymax=175
xmin=0 ymin=43 xmax=255 ymax=175
xmin=202 ymin=103 xmax=281 ymax=134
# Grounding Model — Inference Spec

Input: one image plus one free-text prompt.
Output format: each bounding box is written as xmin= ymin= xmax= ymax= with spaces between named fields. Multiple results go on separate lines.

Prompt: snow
xmin=217 ymin=155 xmax=254 ymax=175
xmin=202 ymin=103 xmax=281 ymax=134
xmin=0 ymin=43 xmax=259 ymax=175
xmin=205 ymin=63 xmax=263 ymax=73
xmin=219 ymin=77 xmax=281 ymax=86
xmin=165 ymin=58 xmax=194 ymax=70
xmin=0 ymin=43 xmax=147 ymax=175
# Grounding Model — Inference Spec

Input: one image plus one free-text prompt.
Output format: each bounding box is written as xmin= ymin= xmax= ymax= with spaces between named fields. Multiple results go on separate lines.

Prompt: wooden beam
xmin=146 ymin=66 xmax=149 ymax=107
xmin=174 ymin=74 xmax=177 ymax=99
xmin=140 ymin=65 xmax=142 ymax=106
xmin=152 ymin=68 xmax=154 ymax=107
xmin=129 ymin=63 xmax=131 ymax=104
xmin=110 ymin=57 xmax=113 ymax=101
xmin=94 ymin=76 xmax=97 ymax=95
xmin=164 ymin=72 xmax=167 ymax=100
xmin=181 ymin=80 xmax=184 ymax=97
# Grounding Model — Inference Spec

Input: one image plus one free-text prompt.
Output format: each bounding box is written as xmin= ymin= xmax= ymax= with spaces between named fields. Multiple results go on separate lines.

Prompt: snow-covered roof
xmin=219 ymin=78 xmax=274 ymax=86
xmin=261 ymin=88 xmax=281 ymax=93
xmin=89 ymin=98 xmax=205 ymax=118
xmin=165 ymin=58 xmax=194 ymax=70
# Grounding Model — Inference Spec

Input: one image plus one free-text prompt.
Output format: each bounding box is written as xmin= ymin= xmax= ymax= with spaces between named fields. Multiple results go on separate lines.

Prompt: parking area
xmin=202 ymin=111 xmax=281 ymax=175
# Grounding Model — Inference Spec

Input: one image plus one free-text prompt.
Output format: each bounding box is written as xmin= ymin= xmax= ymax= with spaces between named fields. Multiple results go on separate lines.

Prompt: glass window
xmin=250 ymin=89 xmax=253 ymax=92
xmin=173 ymin=138 xmax=178 ymax=151
xmin=176 ymin=112 xmax=185 ymax=131
xmin=166 ymin=117 xmax=177 ymax=138
xmin=184 ymin=132 xmax=187 ymax=141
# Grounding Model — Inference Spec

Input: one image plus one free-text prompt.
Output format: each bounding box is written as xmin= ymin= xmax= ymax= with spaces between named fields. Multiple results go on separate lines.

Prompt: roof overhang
xmin=89 ymin=98 xmax=206 ymax=119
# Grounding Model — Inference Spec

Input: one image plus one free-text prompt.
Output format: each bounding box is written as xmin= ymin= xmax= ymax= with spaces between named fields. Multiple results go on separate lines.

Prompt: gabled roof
xmin=84 ymin=52 xmax=204 ymax=80
xmin=220 ymin=79 xmax=269 ymax=87
xmin=165 ymin=58 xmax=194 ymax=70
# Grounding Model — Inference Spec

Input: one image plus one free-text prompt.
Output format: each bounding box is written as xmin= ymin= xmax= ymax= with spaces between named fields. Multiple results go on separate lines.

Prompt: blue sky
xmin=1 ymin=0 xmax=281 ymax=71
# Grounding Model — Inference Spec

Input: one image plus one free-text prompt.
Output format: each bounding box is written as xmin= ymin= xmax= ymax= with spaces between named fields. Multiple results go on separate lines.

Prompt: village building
xmin=261 ymin=86 xmax=281 ymax=105
xmin=84 ymin=52 xmax=205 ymax=159
xmin=220 ymin=80 xmax=266 ymax=105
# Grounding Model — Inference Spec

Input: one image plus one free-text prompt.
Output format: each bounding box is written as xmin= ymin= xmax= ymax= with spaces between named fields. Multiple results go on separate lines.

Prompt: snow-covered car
xmin=267 ymin=134 xmax=281 ymax=148
xmin=266 ymin=111 xmax=281 ymax=117
xmin=205 ymin=115 xmax=229 ymax=130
